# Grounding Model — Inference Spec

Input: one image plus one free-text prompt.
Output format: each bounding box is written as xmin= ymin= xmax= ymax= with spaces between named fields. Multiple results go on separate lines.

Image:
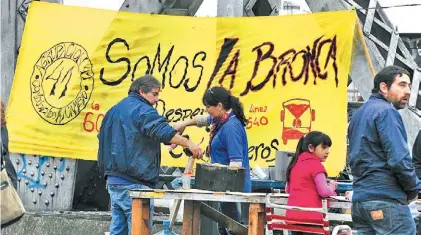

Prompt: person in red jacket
xmin=285 ymin=131 xmax=338 ymax=235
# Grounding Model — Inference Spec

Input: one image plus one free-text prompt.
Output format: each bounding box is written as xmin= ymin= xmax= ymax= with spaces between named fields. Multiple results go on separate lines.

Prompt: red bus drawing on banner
xmin=280 ymin=98 xmax=315 ymax=145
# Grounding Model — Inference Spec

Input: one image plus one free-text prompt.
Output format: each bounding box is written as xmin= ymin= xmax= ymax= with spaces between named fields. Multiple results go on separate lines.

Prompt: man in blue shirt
xmin=348 ymin=66 xmax=421 ymax=235
xmin=97 ymin=75 xmax=203 ymax=235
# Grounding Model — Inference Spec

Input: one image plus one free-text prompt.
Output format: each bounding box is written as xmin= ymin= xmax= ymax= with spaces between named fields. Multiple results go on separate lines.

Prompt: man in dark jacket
xmin=348 ymin=66 xmax=421 ymax=235
xmin=97 ymin=75 xmax=202 ymax=234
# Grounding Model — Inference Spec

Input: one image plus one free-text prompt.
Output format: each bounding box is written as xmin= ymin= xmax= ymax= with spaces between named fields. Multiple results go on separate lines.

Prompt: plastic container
xmin=252 ymin=165 xmax=268 ymax=180
xmin=182 ymin=173 xmax=192 ymax=190
xmin=152 ymin=220 xmax=179 ymax=235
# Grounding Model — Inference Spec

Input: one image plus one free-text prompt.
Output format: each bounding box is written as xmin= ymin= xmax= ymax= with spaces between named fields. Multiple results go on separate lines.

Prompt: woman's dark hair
xmin=286 ymin=131 xmax=332 ymax=183
xmin=202 ymin=86 xmax=247 ymax=126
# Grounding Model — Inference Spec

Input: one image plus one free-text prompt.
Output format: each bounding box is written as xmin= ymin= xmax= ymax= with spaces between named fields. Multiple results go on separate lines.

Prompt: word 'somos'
xmin=99 ymin=38 xmax=206 ymax=92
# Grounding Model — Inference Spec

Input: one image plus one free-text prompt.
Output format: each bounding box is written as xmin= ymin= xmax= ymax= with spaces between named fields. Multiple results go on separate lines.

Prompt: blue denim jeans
xmin=352 ymin=200 xmax=416 ymax=235
xmin=107 ymin=184 xmax=154 ymax=235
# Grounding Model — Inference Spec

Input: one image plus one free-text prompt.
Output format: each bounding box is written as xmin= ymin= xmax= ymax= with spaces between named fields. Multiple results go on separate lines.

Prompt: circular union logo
xmin=30 ymin=42 xmax=94 ymax=125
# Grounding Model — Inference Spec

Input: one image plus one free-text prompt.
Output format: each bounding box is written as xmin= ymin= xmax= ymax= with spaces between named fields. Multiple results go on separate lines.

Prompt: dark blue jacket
xmin=348 ymin=93 xmax=421 ymax=203
xmin=97 ymin=92 xmax=176 ymax=187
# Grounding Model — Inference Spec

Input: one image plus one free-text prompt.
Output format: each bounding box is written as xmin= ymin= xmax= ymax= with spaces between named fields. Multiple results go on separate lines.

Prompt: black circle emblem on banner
xmin=30 ymin=42 xmax=94 ymax=125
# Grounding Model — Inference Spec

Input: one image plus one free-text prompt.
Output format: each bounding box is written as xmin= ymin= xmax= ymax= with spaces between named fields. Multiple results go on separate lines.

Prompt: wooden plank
xmin=169 ymin=199 xmax=182 ymax=229
xmin=132 ymin=199 xmax=150 ymax=235
xmin=132 ymin=199 xmax=141 ymax=235
xmin=129 ymin=189 xmax=354 ymax=210
xmin=129 ymin=190 xmax=353 ymax=209
xmin=192 ymin=201 xmax=201 ymax=234
xmin=141 ymin=199 xmax=151 ymax=235
xmin=182 ymin=200 xmax=193 ymax=235
xmin=248 ymin=203 xmax=265 ymax=235
xmin=200 ymin=202 xmax=248 ymax=235
xmin=129 ymin=189 xmax=269 ymax=203
xmin=182 ymin=200 xmax=201 ymax=235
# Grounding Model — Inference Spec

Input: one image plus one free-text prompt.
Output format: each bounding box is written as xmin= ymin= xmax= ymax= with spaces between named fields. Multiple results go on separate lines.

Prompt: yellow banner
xmin=7 ymin=2 xmax=357 ymax=176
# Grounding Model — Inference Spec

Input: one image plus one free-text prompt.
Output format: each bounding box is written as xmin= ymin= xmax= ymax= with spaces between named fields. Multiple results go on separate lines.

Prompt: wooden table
xmin=129 ymin=189 xmax=353 ymax=235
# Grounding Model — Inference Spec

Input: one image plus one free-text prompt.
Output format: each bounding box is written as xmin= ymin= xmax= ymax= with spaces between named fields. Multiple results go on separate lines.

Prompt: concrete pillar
xmin=217 ymin=0 xmax=244 ymax=16
xmin=1 ymin=0 xmax=17 ymax=104
xmin=119 ymin=0 xmax=163 ymax=13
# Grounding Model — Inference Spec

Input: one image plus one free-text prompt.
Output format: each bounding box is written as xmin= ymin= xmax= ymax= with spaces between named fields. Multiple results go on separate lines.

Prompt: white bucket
xmin=252 ymin=165 xmax=268 ymax=180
